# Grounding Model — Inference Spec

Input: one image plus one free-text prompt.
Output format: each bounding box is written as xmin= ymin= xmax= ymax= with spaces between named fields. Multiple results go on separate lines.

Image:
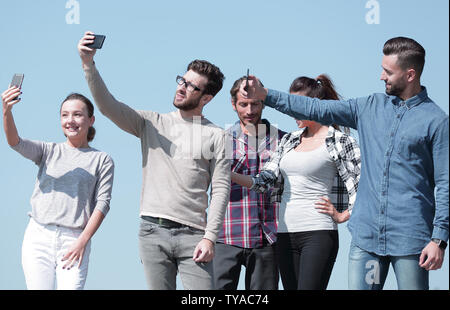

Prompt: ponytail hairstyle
xmin=61 ymin=93 xmax=96 ymax=142
xmin=289 ymin=74 xmax=347 ymax=132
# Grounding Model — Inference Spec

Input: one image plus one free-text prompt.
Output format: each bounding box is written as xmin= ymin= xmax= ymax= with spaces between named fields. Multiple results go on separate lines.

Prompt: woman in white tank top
xmin=231 ymin=75 xmax=361 ymax=289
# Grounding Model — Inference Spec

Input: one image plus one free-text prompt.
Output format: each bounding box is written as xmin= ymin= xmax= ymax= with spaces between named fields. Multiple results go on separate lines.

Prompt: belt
xmin=142 ymin=216 xmax=184 ymax=228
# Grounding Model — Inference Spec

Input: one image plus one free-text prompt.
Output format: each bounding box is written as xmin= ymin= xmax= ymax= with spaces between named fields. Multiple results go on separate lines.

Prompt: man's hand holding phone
xmin=78 ymin=31 xmax=104 ymax=67
xmin=239 ymin=75 xmax=268 ymax=102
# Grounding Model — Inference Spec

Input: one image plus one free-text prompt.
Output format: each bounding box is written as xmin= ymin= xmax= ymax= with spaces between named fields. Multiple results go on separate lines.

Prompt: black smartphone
xmin=86 ymin=34 xmax=106 ymax=49
xmin=10 ymin=73 xmax=24 ymax=88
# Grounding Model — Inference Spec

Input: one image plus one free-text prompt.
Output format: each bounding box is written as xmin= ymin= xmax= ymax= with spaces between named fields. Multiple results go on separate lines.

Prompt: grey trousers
xmin=138 ymin=218 xmax=214 ymax=290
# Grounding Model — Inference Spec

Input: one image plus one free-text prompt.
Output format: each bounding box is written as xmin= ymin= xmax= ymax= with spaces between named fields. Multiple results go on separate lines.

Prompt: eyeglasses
xmin=176 ymin=75 xmax=202 ymax=93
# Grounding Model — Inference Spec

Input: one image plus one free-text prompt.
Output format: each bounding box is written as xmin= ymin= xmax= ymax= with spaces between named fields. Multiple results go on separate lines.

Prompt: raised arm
xmin=78 ymin=31 xmax=145 ymax=137
xmin=2 ymin=87 xmax=21 ymax=146
xmin=240 ymin=75 xmax=360 ymax=129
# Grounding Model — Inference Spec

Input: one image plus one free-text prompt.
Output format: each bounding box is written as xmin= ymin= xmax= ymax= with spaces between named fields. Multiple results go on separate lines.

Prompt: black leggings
xmin=276 ymin=230 xmax=339 ymax=290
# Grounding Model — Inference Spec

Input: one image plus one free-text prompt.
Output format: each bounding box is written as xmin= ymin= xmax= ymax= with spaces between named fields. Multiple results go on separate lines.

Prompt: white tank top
xmin=278 ymin=143 xmax=338 ymax=232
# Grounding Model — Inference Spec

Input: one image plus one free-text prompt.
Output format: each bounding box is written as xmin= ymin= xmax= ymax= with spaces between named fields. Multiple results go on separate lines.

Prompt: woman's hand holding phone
xmin=2 ymin=86 xmax=22 ymax=114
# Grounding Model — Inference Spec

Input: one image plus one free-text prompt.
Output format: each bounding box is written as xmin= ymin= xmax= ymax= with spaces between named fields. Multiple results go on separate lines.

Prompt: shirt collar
xmin=326 ymin=126 xmax=336 ymax=139
xmin=404 ymin=86 xmax=428 ymax=108
xmin=300 ymin=126 xmax=335 ymax=139
xmin=392 ymin=86 xmax=428 ymax=109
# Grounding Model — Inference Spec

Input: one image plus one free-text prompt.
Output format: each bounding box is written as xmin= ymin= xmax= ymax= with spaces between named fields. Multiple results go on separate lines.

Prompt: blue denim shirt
xmin=264 ymin=87 xmax=449 ymax=256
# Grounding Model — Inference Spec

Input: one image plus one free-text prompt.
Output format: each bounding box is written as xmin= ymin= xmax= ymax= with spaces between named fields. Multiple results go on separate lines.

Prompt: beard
xmin=385 ymin=79 xmax=407 ymax=97
xmin=173 ymin=94 xmax=201 ymax=111
xmin=239 ymin=115 xmax=262 ymax=129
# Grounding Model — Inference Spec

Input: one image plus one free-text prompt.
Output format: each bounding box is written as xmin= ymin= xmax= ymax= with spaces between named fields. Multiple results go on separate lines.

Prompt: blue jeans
xmin=348 ymin=242 xmax=429 ymax=290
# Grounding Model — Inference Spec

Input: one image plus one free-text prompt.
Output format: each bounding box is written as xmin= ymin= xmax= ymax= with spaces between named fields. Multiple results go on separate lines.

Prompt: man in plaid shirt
xmin=213 ymin=76 xmax=286 ymax=290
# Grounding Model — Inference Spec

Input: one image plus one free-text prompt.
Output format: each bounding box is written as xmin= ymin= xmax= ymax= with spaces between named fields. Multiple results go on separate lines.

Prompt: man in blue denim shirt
xmin=239 ymin=37 xmax=448 ymax=290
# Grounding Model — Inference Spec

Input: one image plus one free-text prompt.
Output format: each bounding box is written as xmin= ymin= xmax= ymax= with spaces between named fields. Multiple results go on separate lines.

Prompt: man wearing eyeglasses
xmin=78 ymin=32 xmax=230 ymax=290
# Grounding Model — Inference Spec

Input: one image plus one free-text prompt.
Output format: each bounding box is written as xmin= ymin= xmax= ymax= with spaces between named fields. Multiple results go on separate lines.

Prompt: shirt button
xmin=397 ymin=114 xmax=401 ymax=118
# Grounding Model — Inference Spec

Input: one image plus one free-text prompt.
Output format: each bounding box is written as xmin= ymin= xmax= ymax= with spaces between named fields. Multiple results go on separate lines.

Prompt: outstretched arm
xmin=240 ymin=76 xmax=360 ymax=129
xmin=78 ymin=31 xmax=145 ymax=137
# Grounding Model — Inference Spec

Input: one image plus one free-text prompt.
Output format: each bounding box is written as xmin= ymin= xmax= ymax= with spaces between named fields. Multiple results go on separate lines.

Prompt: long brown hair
xmin=289 ymin=74 xmax=340 ymax=100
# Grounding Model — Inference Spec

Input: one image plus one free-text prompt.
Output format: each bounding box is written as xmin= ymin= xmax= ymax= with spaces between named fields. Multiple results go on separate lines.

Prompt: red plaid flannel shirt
xmin=218 ymin=120 xmax=286 ymax=248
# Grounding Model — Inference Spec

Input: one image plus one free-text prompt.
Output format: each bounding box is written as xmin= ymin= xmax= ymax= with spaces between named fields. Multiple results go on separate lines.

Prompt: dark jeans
xmin=213 ymin=241 xmax=279 ymax=290
xmin=276 ymin=230 xmax=339 ymax=290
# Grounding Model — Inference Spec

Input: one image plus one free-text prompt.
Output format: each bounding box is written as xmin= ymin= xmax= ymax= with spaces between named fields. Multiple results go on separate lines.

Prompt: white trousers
xmin=21 ymin=218 xmax=91 ymax=290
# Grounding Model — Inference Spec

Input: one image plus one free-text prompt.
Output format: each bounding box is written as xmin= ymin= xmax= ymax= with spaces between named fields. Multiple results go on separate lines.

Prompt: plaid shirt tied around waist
xmin=217 ymin=120 xmax=286 ymax=248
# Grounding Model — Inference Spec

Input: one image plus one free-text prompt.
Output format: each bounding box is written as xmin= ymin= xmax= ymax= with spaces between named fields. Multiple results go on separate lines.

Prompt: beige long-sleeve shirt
xmin=84 ymin=64 xmax=230 ymax=242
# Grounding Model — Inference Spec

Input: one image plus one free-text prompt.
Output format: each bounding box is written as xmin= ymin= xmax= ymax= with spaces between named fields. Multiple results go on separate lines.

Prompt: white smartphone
xmin=10 ymin=74 xmax=24 ymax=100
xmin=10 ymin=73 xmax=24 ymax=88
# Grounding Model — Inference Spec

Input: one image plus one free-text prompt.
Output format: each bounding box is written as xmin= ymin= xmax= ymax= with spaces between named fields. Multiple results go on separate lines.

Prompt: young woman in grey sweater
xmin=2 ymin=88 xmax=114 ymax=290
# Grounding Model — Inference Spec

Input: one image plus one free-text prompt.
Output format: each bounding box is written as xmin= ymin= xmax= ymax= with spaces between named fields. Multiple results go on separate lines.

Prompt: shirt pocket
xmin=396 ymin=134 xmax=426 ymax=160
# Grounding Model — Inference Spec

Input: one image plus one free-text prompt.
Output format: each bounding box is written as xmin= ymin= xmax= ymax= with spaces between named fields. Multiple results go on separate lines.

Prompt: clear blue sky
xmin=0 ymin=0 xmax=448 ymax=290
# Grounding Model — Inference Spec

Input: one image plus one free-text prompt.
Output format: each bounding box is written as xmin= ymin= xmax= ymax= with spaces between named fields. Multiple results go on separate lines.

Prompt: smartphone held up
xmin=86 ymin=34 xmax=106 ymax=49
xmin=10 ymin=74 xmax=24 ymax=89
xmin=9 ymin=74 xmax=24 ymax=100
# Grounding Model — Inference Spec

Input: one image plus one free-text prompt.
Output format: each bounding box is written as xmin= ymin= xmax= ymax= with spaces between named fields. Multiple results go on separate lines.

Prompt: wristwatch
xmin=432 ymin=238 xmax=448 ymax=250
